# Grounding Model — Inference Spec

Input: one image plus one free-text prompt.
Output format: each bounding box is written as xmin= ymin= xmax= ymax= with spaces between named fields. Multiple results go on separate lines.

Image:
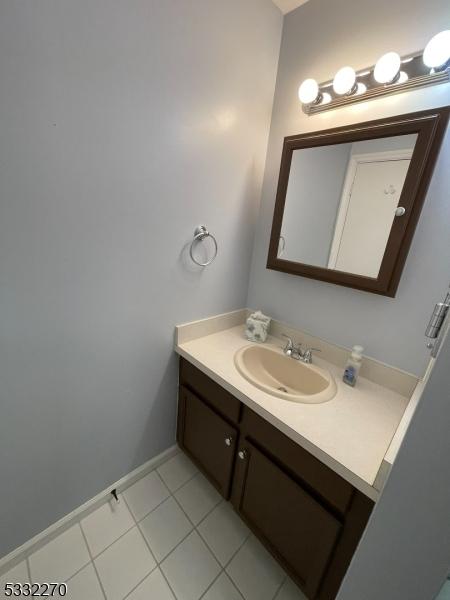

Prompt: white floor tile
xmin=139 ymin=497 xmax=192 ymax=562
xmin=66 ymin=563 xmax=104 ymax=600
xmin=123 ymin=471 xmax=170 ymax=521
xmin=202 ymin=573 xmax=242 ymax=600
xmin=174 ymin=473 xmax=221 ymax=525
xmin=198 ymin=502 xmax=250 ymax=566
xmin=0 ymin=562 xmax=29 ymax=600
xmin=161 ymin=531 xmax=220 ymax=600
xmin=29 ymin=525 xmax=90 ymax=583
xmin=157 ymin=453 xmax=198 ymax=492
xmin=226 ymin=536 xmax=285 ymax=600
xmin=126 ymin=568 xmax=175 ymax=600
xmin=81 ymin=499 xmax=135 ymax=557
xmin=275 ymin=577 xmax=307 ymax=600
xmin=94 ymin=527 xmax=155 ymax=600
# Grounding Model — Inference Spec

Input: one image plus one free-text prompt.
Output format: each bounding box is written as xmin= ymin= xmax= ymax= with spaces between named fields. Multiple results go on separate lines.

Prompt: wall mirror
xmin=267 ymin=108 xmax=449 ymax=296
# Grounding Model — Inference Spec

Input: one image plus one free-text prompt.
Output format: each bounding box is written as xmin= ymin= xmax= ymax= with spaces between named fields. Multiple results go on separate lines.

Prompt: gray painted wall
xmin=0 ymin=0 xmax=282 ymax=558
xmin=247 ymin=0 xmax=450 ymax=377
xmin=338 ymin=328 xmax=450 ymax=600
xmin=280 ymin=143 xmax=351 ymax=265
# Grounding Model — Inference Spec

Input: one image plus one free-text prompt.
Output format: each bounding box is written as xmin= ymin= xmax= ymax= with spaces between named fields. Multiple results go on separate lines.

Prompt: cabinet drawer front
xmin=241 ymin=407 xmax=354 ymax=515
xmin=180 ymin=358 xmax=241 ymax=423
xmin=236 ymin=442 xmax=342 ymax=598
xmin=180 ymin=386 xmax=238 ymax=498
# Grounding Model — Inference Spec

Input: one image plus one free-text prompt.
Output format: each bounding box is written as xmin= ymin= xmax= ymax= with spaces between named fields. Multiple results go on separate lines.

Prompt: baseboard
xmin=0 ymin=444 xmax=179 ymax=575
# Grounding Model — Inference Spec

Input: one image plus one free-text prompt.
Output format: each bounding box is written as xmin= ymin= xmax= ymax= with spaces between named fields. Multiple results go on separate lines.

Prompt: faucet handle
xmin=303 ymin=347 xmax=321 ymax=363
xmin=281 ymin=333 xmax=296 ymax=354
xmin=281 ymin=334 xmax=302 ymax=357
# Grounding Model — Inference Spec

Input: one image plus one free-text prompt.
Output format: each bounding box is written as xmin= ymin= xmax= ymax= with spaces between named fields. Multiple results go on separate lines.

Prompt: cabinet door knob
xmin=224 ymin=437 xmax=233 ymax=447
xmin=238 ymin=449 xmax=247 ymax=460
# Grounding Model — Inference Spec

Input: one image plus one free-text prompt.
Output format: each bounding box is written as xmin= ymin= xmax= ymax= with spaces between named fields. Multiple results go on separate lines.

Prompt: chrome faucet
xmin=282 ymin=334 xmax=321 ymax=364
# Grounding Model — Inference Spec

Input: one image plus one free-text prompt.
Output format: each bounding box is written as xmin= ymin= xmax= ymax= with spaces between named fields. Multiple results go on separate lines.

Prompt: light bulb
xmin=298 ymin=79 xmax=320 ymax=104
xmin=356 ymin=82 xmax=367 ymax=95
xmin=398 ymin=71 xmax=409 ymax=83
xmin=374 ymin=52 xmax=401 ymax=83
xmin=333 ymin=67 xmax=356 ymax=95
xmin=423 ymin=30 xmax=450 ymax=69
xmin=321 ymin=92 xmax=332 ymax=105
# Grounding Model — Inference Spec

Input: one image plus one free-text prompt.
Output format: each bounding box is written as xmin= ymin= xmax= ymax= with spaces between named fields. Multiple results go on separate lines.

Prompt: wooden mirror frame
xmin=267 ymin=107 xmax=450 ymax=297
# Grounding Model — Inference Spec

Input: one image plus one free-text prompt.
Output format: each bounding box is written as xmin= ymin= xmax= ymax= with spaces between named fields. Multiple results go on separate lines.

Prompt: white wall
xmin=0 ymin=0 xmax=282 ymax=558
xmin=247 ymin=0 xmax=450 ymax=376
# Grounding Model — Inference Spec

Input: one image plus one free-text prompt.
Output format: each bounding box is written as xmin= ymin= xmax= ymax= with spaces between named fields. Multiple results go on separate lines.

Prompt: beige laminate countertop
xmin=175 ymin=325 xmax=410 ymax=500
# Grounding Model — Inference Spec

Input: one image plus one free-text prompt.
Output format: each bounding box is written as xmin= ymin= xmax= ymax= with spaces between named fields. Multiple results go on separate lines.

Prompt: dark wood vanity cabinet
xmin=178 ymin=385 xmax=238 ymax=497
xmin=177 ymin=357 xmax=374 ymax=600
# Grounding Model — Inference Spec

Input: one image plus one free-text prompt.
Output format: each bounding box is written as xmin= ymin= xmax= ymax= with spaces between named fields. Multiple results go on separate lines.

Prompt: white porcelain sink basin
xmin=234 ymin=344 xmax=336 ymax=403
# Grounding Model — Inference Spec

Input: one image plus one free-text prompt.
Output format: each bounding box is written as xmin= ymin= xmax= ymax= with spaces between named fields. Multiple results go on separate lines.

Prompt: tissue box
xmin=245 ymin=311 xmax=271 ymax=343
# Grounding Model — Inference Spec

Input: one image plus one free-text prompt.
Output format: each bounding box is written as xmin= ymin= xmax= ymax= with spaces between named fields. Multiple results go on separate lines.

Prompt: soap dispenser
xmin=343 ymin=345 xmax=364 ymax=387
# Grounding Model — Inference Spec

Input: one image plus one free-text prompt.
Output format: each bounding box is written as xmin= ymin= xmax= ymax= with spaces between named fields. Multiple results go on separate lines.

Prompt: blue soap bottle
xmin=343 ymin=345 xmax=364 ymax=387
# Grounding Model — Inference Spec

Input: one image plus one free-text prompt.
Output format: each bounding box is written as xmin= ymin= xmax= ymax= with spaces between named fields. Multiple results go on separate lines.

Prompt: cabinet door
xmin=233 ymin=442 xmax=342 ymax=599
xmin=179 ymin=385 xmax=238 ymax=498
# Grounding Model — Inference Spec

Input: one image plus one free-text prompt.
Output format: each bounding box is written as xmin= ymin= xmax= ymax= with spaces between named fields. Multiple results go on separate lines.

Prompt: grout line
xmin=130 ymin=494 xmax=171 ymax=527
xmin=121 ymin=494 xmax=138 ymax=525
xmin=78 ymin=522 xmax=107 ymax=600
xmin=85 ymin=520 xmax=139 ymax=563
xmin=272 ymin=575 xmax=288 ymax=600
xmin=80 ymin=501 xmax=136 ymax=559
xmin=123 ymin=467 xmax=200 ymax=526
xmin=160 ymin=468 xmax=200 ymax=495
xmin=64 ymin=558 xmax=93 ymax=585
xmin=159 ymin=566 xmax=179 ymax=600
xmin=227 ymin=573 xmax=247 ymax=600
xmin=120 ymin=494 xmax=162 ymax=599
xmin=171 ymin=488 xmax=222 ymax=530
xmin=192 ymin=493 xmax=223 ymax=529
xmin=82 ymin=491 xmax=171 ymax=564
xmin=138 ymin=518 xmax=194 ymax=565
xmin=122 ymin=563 xmax=158 ymax=600
xmin=164 ymin=472 xmax=252 ymax=600
xmin=222 ymin=532 xmax=251 ymax=571
xmin=198 ymin=568 xmax=224 ymax=599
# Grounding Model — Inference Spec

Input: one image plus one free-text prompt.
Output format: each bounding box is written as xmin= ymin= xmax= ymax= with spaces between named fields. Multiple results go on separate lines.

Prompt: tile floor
xmin=0 ymin=451 xmax=306 ymax=600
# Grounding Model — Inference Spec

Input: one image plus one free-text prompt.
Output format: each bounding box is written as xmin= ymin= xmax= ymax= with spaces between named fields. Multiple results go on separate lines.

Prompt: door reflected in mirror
xmin=279 ymin=134 xmax=418 ymax=278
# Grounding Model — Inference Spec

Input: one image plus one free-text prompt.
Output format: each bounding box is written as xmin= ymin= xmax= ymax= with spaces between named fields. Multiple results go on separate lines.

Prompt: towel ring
xmin=189 ymin=225 xmax=218 ymax=266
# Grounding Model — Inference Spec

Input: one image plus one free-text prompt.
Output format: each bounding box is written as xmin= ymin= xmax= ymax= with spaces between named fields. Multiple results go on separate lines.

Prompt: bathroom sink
xmin=234 ymin=345 xmax=336 ymax=404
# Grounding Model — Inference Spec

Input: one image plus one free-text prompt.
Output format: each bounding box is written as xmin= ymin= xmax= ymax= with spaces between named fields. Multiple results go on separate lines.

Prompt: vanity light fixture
xmin=299 ymin=30 xmax=450 ymax=114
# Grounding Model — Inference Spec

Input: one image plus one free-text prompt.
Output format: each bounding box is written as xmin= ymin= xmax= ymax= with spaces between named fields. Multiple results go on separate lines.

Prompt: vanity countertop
xmin=175 ymin=320 xmax=410 ymax=500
